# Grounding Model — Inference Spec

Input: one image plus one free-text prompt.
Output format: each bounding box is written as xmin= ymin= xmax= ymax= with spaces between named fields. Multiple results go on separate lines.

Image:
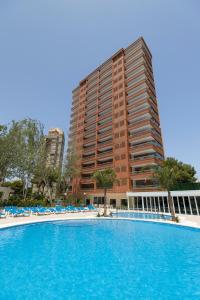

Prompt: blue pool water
xmin=114 ymin=211 xmax=172 ymax=220
xmin=0 ymin=220 xmax=200 ymax=300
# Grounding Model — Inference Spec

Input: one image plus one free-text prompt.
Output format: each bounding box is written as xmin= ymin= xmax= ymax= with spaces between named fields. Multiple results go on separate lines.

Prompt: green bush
xmin=1 ymin=197 xmax=49 ymax=207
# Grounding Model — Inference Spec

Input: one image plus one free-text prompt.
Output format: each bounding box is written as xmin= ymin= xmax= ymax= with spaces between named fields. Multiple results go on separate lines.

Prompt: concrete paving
xmin=1 ymin=211 xmax=200 ymax=230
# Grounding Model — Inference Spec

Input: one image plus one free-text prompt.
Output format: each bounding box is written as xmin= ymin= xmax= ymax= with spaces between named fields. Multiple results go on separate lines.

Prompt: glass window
xmin=155 ymin=197 xmax=159 ymax=212
xmin=190 ymin=197 xmax=198 ymax=215
xmin=196 ymin=197 xmax=200 ymax=214
xmin=159 ymin=197 xmax=164 ymax=212
xmin=151 ymin=197 xmax=155 ymax=211
xmin=184 ymin=197 xmax=191 ymax=214
xmin=178 ymin=197 xmax=185 ymax=214
xmin=147 ymin=197 xmax=151 ymax=211
xmin=143 ymin=197 xmax=147 ymax=211
xmin=163 ymin=197 xmax=169 ymax=213
xmin=173 ymin=197 xmax=179 ymax=213
xmin=138 ymin=197 xmax=142 ymax=210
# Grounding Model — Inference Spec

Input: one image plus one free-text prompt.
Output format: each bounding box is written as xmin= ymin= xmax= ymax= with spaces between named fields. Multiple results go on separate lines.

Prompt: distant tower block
xmin=46 ymin=128 xmax=65 ymax=171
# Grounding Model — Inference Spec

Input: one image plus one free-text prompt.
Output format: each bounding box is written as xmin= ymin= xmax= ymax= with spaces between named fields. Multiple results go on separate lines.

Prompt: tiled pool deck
xmin=1 ymin=211 xmax=200 ymax=230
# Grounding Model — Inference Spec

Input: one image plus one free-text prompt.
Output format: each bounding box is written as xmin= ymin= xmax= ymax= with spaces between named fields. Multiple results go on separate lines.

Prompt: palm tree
xmin=153 ymin=166 xmax=176 ymax=221
xmin=153 ymin=158 xmax=197 ymax=222
xmin=92 ymin=168 xmax=117 ymax=217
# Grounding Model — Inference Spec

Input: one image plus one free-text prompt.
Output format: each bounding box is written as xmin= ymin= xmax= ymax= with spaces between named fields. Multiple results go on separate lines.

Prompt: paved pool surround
xmin=1 ymin=211 xmax=200 ymax=230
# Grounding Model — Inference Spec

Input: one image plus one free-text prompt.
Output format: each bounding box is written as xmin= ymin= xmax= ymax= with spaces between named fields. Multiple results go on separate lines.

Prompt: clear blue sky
xmin=0 ymin=0 xmax=199 ymax=176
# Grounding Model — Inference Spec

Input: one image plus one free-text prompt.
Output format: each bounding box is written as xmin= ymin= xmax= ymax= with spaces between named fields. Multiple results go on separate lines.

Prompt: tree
xmin=10 ymin=118 xmax=44 ymax=200
xmin=64 ymin=146 xmax=81 ymax=196
xmin=32 ymin=138 xmax=49 ymax=195
xmin=0 ymin=125 xmax=16 ymax=183
xmin=45 ymin=167 xmax=60 ymax=204
xmin=153 ymin=157 xmax=197 ymax=221
xmin=92 ymin=168 xmax=117 ymax=216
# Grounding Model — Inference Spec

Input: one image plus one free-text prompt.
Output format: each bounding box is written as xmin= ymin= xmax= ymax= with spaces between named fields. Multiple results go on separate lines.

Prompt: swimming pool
xmin=113 ymin=211 xmax=172 ymax=220
xmin=0 ymin=219 xmax=200 ymax=299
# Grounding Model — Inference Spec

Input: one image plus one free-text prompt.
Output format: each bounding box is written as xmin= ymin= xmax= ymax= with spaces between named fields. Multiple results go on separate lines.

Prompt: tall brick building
xmin=67 ymin=37 xmax=164 ymax=206
xmin=46 ymin=128 xmax=65 ymax=171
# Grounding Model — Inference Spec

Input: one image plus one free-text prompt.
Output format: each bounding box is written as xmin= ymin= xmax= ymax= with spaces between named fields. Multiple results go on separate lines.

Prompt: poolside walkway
xmin=0 ymin=212 xmax=97 ymax=229
xmin=1 ymin=211 xmax=200 ymax=230
xmin=178 ymin=215 xmax=200 ymax=228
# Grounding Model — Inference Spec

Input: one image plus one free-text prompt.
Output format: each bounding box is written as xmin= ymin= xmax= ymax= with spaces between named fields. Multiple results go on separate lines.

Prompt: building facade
xmin=46 ymin=128 xmax=65 ymax=171
xmin=67 ymin=37 xmax=164 ymax=206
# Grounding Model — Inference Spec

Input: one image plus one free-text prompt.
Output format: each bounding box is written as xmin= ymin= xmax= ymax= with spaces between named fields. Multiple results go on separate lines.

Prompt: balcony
xmin=83 ymin=145 xmax=96 ymax=152
xmin=129 ymin=142 xmax=164 ymax=156
xmin=98 ymin=95 xmax=112 ymax=107
xmin=127 ymin=91 xmax=148 ymax=106
xmin=99 ymin=82 xmax=112 ymax=95
xmin=83 ymin=136 xmax=96 ymax=145
xmin=126 ymin=60 xmax=144 ymax=78
xmin=132 ymin=179 xmax=159 ymax=190
xmin=128 ymin=112 xmax=151 ymax=124
xmin=99 ymin=90 xmax=112 ymax=102
xmin=128 ymin=107 xmax=150 ymax=120
xmin=97 ymin=158 xmax=113 ymax=168
xmin=98 ymin=103 xmax=112 ymax=114
xmin=98 ymin=112 xmax=112 ymax=123
xmin=80 ymin=183 xmax=94 ymax=191
xmin=128 ymin=102 xmax=149 ymax=115
xmin=98 ymin=121 xmax=112 ymax=131
xmin=83 ymin=141 xmax=96 ymax=148
xmin=82 ymin=154 xmax=95 ymax=162
xmin=131 ymin=158 xmax=162 ymax=169
xmin=81 ymin=173 xmax=93 ymax=179
xmin=99 ymin=76 xmax=112 ymax=87
xmin=98 ymin=130 xmax=112 ymax=140
xmin=128 ymin=118 xmax=151 ymax=131
xmin=126 ymin=73 xmax=146 ymax=91
xmin=82 ymin=162 xmax=95 ymax=170
xmin=125 ymin=46 xmax=143 ymax=61
xmin=85 ymin=104 xmax=97 ymax=115
xmin=130 ymin=170 xmax=155 ymax=180
xmin=97 ymin=148 xmax=113 ymax=158
xmin=100 ymin=68 xmax=112 ymax=81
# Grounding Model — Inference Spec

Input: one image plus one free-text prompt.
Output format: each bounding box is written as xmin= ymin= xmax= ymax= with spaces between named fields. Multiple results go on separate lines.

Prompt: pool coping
xmin=1 ymin=213 xmax=200 ymax=231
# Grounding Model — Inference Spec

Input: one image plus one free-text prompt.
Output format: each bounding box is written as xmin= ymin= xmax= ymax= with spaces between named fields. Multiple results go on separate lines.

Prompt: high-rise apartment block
xmin=68 ymin=37 xmax=164 ymax=206
xmin=46 ymin=128 xmax=65 ymax=171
